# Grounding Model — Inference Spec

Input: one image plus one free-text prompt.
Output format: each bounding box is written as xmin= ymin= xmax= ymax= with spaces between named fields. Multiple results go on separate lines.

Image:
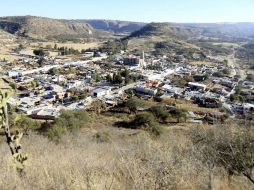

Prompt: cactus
xmin=0 ymin=89 xmax=27 ymax=173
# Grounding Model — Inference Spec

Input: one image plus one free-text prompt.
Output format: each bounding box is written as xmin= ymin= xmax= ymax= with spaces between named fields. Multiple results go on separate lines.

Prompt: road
xmin=21 ymin=56 xmax=107 ymax=75
xmin=227 ymin=48 xmax=246 ymax=80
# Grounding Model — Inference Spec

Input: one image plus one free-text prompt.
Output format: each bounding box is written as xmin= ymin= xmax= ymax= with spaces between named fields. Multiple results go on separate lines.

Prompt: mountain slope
xmin=82 ymin=19 xmax=146 ymax=34
xmin=0 ymin=29 xmax=16 ymax=45
xmin=129 ymin=22 xmax=200 ymax=39
xmin=182 ymin=23 xmax=254 ymax=38
xmin=0 ymin=16 xmax=95 ymax=39
xmin=125 ymin=23 xmax=201 ymax=55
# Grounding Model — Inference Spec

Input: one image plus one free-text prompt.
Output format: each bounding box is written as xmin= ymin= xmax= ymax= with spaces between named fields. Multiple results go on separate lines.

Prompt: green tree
xmin=150 ymin=105 xmax=169 ymax=123
xmin=120 ymin=69 xmax=130 ymax=78
xmin=171 ymin=109 xmax=187 ymax=123
xmin=33 ymin=49 xmax=48 ymax=56
xmin=13 ymin=114 xmax=41 ymax=134
xmin=92 ymin=74 xmax=101 ymax=83
xmin=113 ymin=73 xmax=123 ymax=84
xmin=48 ymin=110 xmax=89 ymax=141
xmin=131 ymin=112 xmax=163 ymax=136
xmin=31 ymin=80 xmax=38 ymax=89
xmin=48 ymin=68 xmax=60 ymax=76
xmin=126 ymin=97 xmax=144 ymax=114
xmin=106 ymin=74 xmax=113 ymax=83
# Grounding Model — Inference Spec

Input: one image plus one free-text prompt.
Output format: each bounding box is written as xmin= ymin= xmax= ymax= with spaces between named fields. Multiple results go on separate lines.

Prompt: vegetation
xmin=230 ymin=85 xmax=245 ymax=103
xmin=192 ymin=125 xmax=254 ymax=184
xmin=48 ymin=67 xmax=60 ymax=76
xmin=170 ymin=108 xmax=188 ymax=123
xmin=13 ymin=114 xmax=40 ymax=133
xmin=58 ymin=46 xmax=80 ymax=55
xmin=214 ymin=68 xmax=231 ymax=78
xmin=100 ymin=39 xmax=128 ymax=54
xmin=91 ymin=73 xmax=101 ymax=82
xmin=125 ymin=97 xmax=149 ymax=114
xmin=48 ymin=110 xmax=89 ymax=141
xmin=0 ymin=91 xmax=28 ymax=173
xmin=197 ymin=42 xmax=232 ymax=55
xmin=33 ymin=48 xmax=49 ymax=56
xmin=150 ymin=104 xmax=169 ymax=123
xmin=131 ymin=112 xmax=163 ymax=136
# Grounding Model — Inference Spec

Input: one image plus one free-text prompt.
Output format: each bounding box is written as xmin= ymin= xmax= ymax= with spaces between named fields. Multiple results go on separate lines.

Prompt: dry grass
xmin=162 ymin=97 xmax=221 ymax=114
xmin=0 ymin=122 xmax=252 ymax=190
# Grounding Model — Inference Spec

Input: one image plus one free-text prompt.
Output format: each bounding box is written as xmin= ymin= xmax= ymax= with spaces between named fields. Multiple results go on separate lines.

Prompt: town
xmin=3 ymin=44 xmax=254 ymax=123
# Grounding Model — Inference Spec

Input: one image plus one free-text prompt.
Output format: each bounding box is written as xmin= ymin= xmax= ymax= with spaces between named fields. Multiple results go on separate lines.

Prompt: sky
xmin=0 ymin=0 xmax=254 ymax=23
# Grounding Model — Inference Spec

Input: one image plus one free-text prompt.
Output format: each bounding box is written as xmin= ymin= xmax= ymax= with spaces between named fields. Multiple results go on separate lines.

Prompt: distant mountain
xmin=0 ymin=16 xmax=95 ymax=39
xmin=124 ymin=22 xmax=254 ymax=53
xmin=82 ymin=19 xmax=146 ymax=34
xmin=182 ymin=23 xmax=254 ymax=38
xmin=124 ymin=23 xmax=202 ymax=55
xmin=128 ymin=22 xmax=254 ymax=40
xmin=128 ymin=22 xmax=200 ymax=39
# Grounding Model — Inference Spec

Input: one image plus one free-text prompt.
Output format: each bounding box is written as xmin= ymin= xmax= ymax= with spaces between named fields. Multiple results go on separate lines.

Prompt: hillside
xmin=129 ymin=22 xmax=200 ymax=39
xmin=0 ymin=29 xmax=16 ymax=45
xmin=125 ymin=23 xmax=202 ymax=55
xmin=0 ymin=16 xmax=95 ymax=39
xmin=183 ymin=23 xmax=254 ymax=39
xmin=0 ymin=112 xmax=253 ymax=190
xmin=82 ymin=19 xmax=146 ymax=34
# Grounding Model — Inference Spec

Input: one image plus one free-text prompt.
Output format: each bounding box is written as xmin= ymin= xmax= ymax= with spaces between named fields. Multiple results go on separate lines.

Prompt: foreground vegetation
xmin=0 ymin=97 xmax=253 ymax=189
xmin=0 ymin=119 xmax=253 ymax=190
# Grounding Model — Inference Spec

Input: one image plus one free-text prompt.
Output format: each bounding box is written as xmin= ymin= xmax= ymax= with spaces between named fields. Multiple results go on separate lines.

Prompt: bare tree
xmin=191 ymin=125 xmax=254 ymax=185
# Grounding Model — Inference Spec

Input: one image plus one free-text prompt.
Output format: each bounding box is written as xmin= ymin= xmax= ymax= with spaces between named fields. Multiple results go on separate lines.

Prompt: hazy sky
xmin=0 ymin=0 xmax=253 ymax=23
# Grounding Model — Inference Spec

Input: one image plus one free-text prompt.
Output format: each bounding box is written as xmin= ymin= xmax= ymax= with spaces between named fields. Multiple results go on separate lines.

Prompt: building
xmin=92 ymin=88 xmax=111 ymax=98
xmin=124 ymin=51 xmax=145 ymax=68
xmin=7 ymin=70 xmax=22 ymax=77
xmin=188 ymin=82 xmax=207 ymax=91
xmin=135 ymin=86 xmax=158 ymax=96
xmin=124 ymin=57 xmax=141 ymax=66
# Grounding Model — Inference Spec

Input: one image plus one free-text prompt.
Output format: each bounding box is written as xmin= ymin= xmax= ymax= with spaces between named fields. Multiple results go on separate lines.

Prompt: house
xmin=135 ymin=86 xmax=158 ymax=96
xmin=92 ymin=88 xmax=111 ymax=98
xmin=243 ymin=103 xmax=254 ymax=114
xmin=8 ymin=70 xmax=22 ymax=77
xmin=188 ymin=82 xmax=207 ymax=91
xmin=31 ymin=107 xmax=60 ymax=120
xmin=194 ymin=97 xmax=222 ymax=108
xmin=19 ymin=96 xmax=41 ymax=107
xmin=65 ymin=80 xmax=83 ymax=89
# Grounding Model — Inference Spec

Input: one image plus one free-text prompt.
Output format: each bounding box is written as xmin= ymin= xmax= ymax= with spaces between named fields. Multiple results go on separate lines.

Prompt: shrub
xmin=170 ymin=108 xmax=187 ymax=123
xmin=150 ymin=105 xmax=169 ymax=122
xmin=93 ymin=132 xmax=110 ymax=143
xmin=13 ymin=114 xmax=41 ymax=133
xmin=54 ymin=110 xmax=88 ymax=131
xmin=48 ymin=68 xmax=59 ymax=76
xmin=33 ymin=49 xmax=48 ymax=56
xmin=48 ymin=110 xmax=89 ymax=141
xmin=125 ymin=97 xmax=147 ymax=114
xmin=48 ymin=125 xmax=68 ymax=142
xmin=132 ymin=112 xmax=155 ymax=126
xmin=131 ymin=112 xmax=164 ymax=136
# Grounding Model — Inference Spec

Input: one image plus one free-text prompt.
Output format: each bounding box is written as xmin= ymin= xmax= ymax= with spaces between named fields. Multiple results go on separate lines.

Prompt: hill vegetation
xmin=0 ymin=16 xmax=96 ymax=40
xmin=82 ymin=19 xmax=146 ymax=34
